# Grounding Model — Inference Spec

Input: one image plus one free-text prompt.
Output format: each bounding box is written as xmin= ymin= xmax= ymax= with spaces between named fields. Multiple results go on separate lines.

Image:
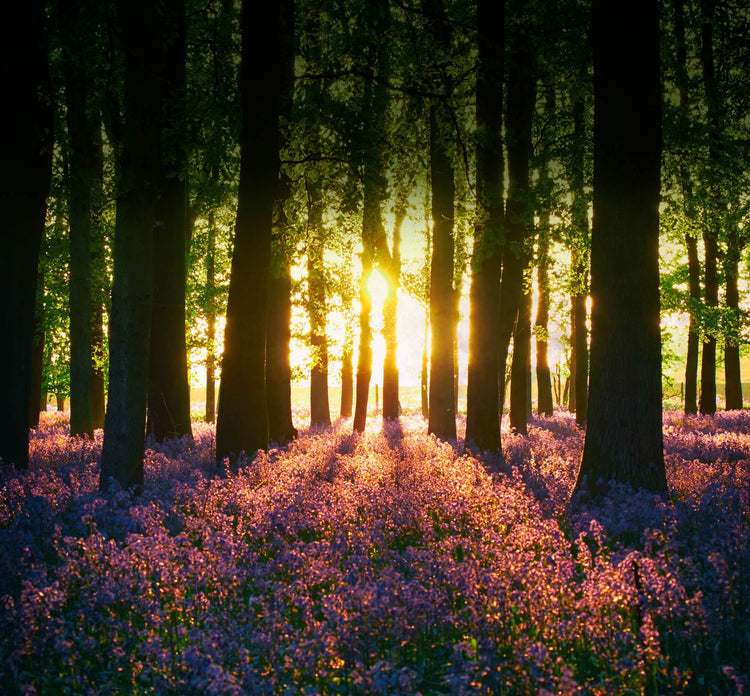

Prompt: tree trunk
xmin=510 ymin=279 xmax=531 ymax=433
xmin=570 ymin=76 xmax=589 ymax=425
xmin=421 ymin=314 xmax=429 ymax=419
xmin=575 ymin=0 xmax=666 ymax=496
xmin=147 ymin=0 xmax=192 ymax=442
xmin=424 ymin=0 xmax=456 ymax=440
xmin=498 ymin=34 xmax=534 ymax=420
xmin=340 ymin=341 xmax=354 ymax=418
xmin=724 ymin=225 xmax=743 ymax=409
xmin=353 ymin=0 xmax=391 ymax=433
xmin=205 ymin=210 xmax=216 ymax=423
xmin=215 ymin=0 xmax=290 ymax=462
xmin=0 ymin=0 xmax=53 ymax=469
xmin=673 ymin=0 xmax=700 ymax=416
xmin=100 ymin=0 xmax=163 ymax=492
xmin=465 ymin=0 xmax=504 ymax=454
xmin=307 ymin=195 xmax=331 ymax=428
xmin=535 ymin=215 xmax=554 ymax=416
xmin=267 ymin=269 xmax=298 ymax=443
xmin=62 ymin=0 xmax=97 ymax=439
xmin=382 ymin=203 xmax=405 ymax=420
xmin=29 ymin=266 xmax=46 ymax=429
xmin=699 ymin=0 xmax=720 ymax=416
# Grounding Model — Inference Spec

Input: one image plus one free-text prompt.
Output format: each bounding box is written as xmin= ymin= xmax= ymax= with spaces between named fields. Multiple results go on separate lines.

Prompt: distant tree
xmin=575 ymin=0 xmax=667 ymax=496
xmin=0 ymin=0 xmax=54 ymax=468
xmin=215 ymin=0 xmax=291 ymax=462
xmin=100 ymin=0 xmax=164 ymax=492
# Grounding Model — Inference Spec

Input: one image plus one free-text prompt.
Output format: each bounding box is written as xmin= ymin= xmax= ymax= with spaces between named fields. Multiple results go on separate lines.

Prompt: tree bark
xmin=147 ymin=0 xmax=192 ymax=443
xmin=510 ymin=278 xmax=532 ymax=433
xmin=465 ymin=0 xmax=506 ymax=447
xmin=424 ymin=0 xmax=456 ymax=440
xmin=100 ymin=0 xmax=163 ymax=492
xmin=498 ymin=34 xmax=534 ymax=420
xmin=0 ymin=0 xmax=53 ymax=468
xmin=575 ymin=0 xmax=666 ymax=496
xmin=724 ymin=225 xmax=743 ymax=409
xmin=699 ymin=0 xmax=719 ymax=416
xmin=62 ymin=0 xmax=97 ymax=439
xmin=205 ymin=211 xmax=217 ymax=423
xmin=382 ymin=203 xmax=405 ymax=420
xmin=535 ymin=212 xmax=554 ymax=416
xmin=215 ymin=0 xmax=290 ymax=462
xmin=29 ymin=265 xmax=46 ymax=429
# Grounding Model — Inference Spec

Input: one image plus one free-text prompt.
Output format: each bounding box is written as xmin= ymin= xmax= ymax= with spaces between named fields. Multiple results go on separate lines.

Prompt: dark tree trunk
xmin=307 ymin=198 xmax=331 ymax=428
xmin=353 ymin=0 xmax=390 ymax=433
xmin=421 ymin=314 xmax=429 ymax=418
xmin=382 ymin=203 xmax=405 ymax=420
xmin=535 ymin=215 xmax=554 ymax=416
xmin=100 ymin=0 xmax=163 ymax=492
xmin=215 ymin=0 xmax=290 ymax=462
xmin=427 ymin=101 xmax=457 ymax=440
xmin=62 ymin=0 xmax=97 ymax=439
xmin=673 ymin=0 xmax=700 ymax=415
xmin=147 ymin=0 xmax=192 ymax=442
xmin=424 ymin=0 xmax=456 ymax=440
xmin=684 ymin=234 xmax=701 ymax=414
xmin=510 ymin=280 xmax=531 ymax=433
xmin=498 ymin=34 xmax=534 ymax=419
xmin=56 ymin=395 xmax=66 ymax=412
xmin=699 ymin=0 xmax=720 ymax=416
xmin=725 ymin=226 xmax=743 ymax=409
xmin=466 ymin=0 xmax=506 ymax=451
xmin=570 ymin=77 xmax=589 ymax=425
xmin=267 ymin=270 xmax=298 ymax=443
xmin=575 ymin=0 xmax=666 ymax=496
xmin=340 ymin=342 xmax=354 ymax=418
xmin=205 ymin=211 xmax=216 ymax=423
xmin=0 ymin=0 xmax=53 ymax=469
xmin=568 ymin=300 xmax=577 ymax=413
xmin=29 ymin=266 xmax=46 ymax=429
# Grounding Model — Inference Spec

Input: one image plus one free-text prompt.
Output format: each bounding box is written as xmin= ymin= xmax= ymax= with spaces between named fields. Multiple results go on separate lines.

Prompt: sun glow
xmin=367 ymin=268 xmax=390 ymax=315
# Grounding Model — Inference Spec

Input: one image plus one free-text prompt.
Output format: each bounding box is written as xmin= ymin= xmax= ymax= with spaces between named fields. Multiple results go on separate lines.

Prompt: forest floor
xmin=0 ymin=409 xmax=748 ymax=695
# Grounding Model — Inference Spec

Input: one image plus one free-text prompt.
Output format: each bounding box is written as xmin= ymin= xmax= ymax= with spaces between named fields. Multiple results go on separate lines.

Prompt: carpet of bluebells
xmin=1 ymin=408 xmax=748 ymax=695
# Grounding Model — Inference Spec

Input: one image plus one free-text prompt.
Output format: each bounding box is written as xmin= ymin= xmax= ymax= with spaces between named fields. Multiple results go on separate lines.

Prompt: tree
xmin=465 ymin=0 xmax=505 ymax=453
xmin=575 ymin=0 xmax=667 ymax=496
xmin=147 ymin=0 xmax=193 ymax=442
xmin=424 ymin=0 xmax=456 ymax=441
xmin=0 ymin=0 xmax=53 ymax=468
xmin=99 ymin=0 xmax=164 ymax=492
xmin=215 ymin=0 xmax=291 ymax=462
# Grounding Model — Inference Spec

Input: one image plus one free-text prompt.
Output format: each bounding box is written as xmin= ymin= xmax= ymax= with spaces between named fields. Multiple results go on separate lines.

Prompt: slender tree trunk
xmin=205 ymin=211 xmax=216 ymax=423
xmin=465 ymin=0 xmax=504 ymax=453
xmin=353 ymin=0 xmax=391 ymax=433
xmin=699 ymin=0 xmax=720 ymax=416
xmin=340 ymin=340 xmax=354 ymax=418
xmin=100 ymin=0 xmax=163 ymax=492
xmin=570 ymin=78 xmax=589 ymax=425
xmin=63 ymin=3 xmax=96 ymax=439
xmin=382 ymin=203 xmax=405 ymax=419
xmin=535 ymin=215 xmax=554 ymax=416
xmin=725 ymin=225 xmax=743 ymax=409
xmin=147 ymin=0 xmax=192 ymax=442
xmin=307 ymin=194 xmax=331 ymax=427
xmin=575 ymin=0 xmax=666 ymax=496
xmin=498 ymin=34 xmax=534 ymax=419
xmin=673 ymin=0 xmax=700 ymax=415
xmin=29 ymin=265 xmax=46 ymax=429
xmin=267 ymin=269 xmax=298 ymax=443
xmin=215 ymin=0 xmax=290 ymax=462
xmin=684 ymin=235 xmax=701 ymax=414
xmin=421 ymin=313 xmax=429 ymax=419
xmin=510 ymin=277 xmax=531 ymax=433
xmin=0 ymin=0 xmax=53 ymax=469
